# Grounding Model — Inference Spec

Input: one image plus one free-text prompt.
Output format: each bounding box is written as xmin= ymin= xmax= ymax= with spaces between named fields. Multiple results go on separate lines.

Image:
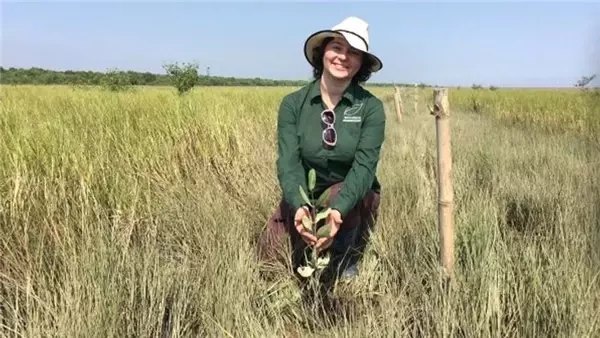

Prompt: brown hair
xmin=310 ymin=36 xmax=374 ymax=84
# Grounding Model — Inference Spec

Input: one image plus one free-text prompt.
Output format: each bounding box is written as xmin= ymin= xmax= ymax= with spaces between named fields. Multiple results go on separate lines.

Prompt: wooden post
xmin=413 ymin=84 xmax=418 ymax=114
xmin=429 ymin=88 xmax=455 ymax=278
xmin=393 ymin=86 xmax=403 ymax=121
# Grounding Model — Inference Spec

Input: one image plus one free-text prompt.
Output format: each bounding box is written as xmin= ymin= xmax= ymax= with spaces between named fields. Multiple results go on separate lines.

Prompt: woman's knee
xmin=257 ymin=200 xmax=293 ymax=263
xmin=320 ymin=182 xmax=380 ymax=211
xmin=320 ymin=182 xmax=380 ymax=228
xmin=362 ymin=190 xmax=381 ymax=218
xmin=320 ymin=182 xmax=344 ymax=206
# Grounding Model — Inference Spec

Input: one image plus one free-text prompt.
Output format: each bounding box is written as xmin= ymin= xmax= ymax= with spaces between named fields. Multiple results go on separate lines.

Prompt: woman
xmin=258 ymin=16 xmax=386 ymax=281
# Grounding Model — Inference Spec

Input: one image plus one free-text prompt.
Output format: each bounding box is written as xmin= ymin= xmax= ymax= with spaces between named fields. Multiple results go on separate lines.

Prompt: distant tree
xmin=102 ymin=68 xmax=133 ymax=92
xmin=574 ymin=74 xmax=596 ymax=88
xmin=163 ymin=62 xmax=200 ymax=95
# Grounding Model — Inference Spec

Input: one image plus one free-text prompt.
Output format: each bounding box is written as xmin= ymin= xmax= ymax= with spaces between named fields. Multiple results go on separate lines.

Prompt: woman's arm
xmin=276 ymin=96 xmax=308 ymax=212
xmin=330 ymin=97 xmax=386 ymax=217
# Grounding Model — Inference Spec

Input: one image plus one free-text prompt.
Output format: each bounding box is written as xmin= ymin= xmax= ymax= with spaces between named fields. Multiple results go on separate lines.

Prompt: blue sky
xmin=2 ymin=1 xmax=600 ymax=87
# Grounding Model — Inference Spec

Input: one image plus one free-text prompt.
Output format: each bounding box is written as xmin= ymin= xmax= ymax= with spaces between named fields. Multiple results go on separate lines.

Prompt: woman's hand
xmin=294 ymin=207 xmax=317 ymax=246
xmin=315 ymin=209 xmax=342 ymax=253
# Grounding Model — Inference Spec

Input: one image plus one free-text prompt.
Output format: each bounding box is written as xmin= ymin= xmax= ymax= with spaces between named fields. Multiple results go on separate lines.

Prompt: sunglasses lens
xmin=323 ymin=128 xmax=336 ymax=144
xmin=321 ymin=110 xmax=335 ymax=124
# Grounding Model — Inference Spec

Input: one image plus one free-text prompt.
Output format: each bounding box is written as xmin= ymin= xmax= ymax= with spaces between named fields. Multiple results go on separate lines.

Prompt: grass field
xmin=1 ymin=84 xmax=599 ymax=337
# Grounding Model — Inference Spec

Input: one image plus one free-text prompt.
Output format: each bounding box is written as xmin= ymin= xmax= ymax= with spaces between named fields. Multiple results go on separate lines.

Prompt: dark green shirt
xmin=276 ymin=79 xmax=386 ymax=217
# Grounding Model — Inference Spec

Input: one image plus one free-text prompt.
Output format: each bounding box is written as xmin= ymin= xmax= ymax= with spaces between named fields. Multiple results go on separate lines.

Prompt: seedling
xmin=297 ymin=168 xmax=333 ymax=278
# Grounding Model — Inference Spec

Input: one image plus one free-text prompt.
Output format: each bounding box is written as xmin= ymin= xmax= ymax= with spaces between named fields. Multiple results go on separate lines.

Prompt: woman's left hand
xmin=315 ymin=209 xmax=343 ymax=253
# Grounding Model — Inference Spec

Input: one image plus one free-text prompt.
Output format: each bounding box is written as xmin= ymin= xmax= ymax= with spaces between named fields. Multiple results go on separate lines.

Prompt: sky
xmin=2 ymin=1 xmax=600 ymax=87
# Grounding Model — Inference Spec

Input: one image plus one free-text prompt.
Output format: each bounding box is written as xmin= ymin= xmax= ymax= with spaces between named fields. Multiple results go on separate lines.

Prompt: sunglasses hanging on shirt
xmin=321 ymin=109 xmax=337 ymax=149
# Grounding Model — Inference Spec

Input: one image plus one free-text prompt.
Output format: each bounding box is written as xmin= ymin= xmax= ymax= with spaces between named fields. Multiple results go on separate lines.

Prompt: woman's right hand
xmin=294 ymin=207 xmax=317 ymax=246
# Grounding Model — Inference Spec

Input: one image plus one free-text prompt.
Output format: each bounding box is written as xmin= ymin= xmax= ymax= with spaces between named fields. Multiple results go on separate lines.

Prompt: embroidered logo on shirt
xmin=342 ymin=103 xmax=363 ymax=123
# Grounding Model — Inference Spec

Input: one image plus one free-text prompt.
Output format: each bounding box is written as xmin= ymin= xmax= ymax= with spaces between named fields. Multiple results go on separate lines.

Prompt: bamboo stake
xmin=413 ymin=84 xmax=418 ymax=114
xmin=394 ymin=86 xmax=403 ymax=121
xmin=429 ymin=88 xmax=455 ymax=278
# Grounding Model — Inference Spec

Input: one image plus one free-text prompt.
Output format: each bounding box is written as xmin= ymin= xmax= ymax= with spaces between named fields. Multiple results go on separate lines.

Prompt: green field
xmin=1 ymin=84 xmax=599 ymax=337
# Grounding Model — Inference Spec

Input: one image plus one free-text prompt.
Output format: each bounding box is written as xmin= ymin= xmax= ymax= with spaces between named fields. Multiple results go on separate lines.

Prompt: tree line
xmin=0 ymin=66 xmax=405 ymax=88
xmin=0 ymin=66 xmax=314 ymax=87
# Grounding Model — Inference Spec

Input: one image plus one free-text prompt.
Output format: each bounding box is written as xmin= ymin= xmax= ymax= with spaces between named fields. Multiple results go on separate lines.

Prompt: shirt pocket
xmin=331 ymin=121 xmax=361 ymax=162
xmin=299 ymin=128 xmax=325 ymax=160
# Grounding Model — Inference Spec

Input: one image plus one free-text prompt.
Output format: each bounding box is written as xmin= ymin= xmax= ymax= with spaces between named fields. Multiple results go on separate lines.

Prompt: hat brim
xmin=303 ymin=29 xmax=383 ymax=73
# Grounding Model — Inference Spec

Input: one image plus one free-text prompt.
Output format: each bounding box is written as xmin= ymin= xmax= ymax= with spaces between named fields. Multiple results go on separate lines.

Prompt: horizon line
xmin=1 ymin=65 xmax=597 ymax=89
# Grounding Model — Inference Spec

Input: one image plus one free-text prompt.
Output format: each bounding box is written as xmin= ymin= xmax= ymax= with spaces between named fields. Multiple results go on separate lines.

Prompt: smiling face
xmin=321 ymin=36 xmax=364 ymax=82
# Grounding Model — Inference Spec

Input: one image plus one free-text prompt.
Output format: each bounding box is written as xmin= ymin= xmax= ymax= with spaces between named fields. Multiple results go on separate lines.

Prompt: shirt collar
xmin=308 ymin=79 xmax=356 ymax=106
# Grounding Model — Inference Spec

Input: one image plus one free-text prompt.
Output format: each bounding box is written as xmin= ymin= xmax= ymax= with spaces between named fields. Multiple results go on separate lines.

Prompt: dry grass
xmin=1 ymin=84 xmax=599 ymax=337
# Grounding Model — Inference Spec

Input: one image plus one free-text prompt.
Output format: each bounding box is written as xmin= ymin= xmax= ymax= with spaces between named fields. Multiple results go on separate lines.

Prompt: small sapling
xmin=296 ymin=168 xmax=334 ymax=278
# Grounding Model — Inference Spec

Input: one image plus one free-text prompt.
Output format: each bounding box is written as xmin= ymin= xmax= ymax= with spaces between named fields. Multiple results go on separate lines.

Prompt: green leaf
xmin=316 ymin=254 xmax=330 ymax=270
xmin=301 ymin=216 xmax=313 ymax=232
xmin=315 ymin=208 xmax=330 ymax=224
xmin=299 ymin=185 xmax=312 ymax=207
xmin=316 ymin=188 xmax=331 ymax=208
xmin=308 ymin=169 xmax=316 ymax=192
xmin=297 ymin=266 xmax=315 ymax=278
xmin=316 ymin=223 xmax=332 ymax=239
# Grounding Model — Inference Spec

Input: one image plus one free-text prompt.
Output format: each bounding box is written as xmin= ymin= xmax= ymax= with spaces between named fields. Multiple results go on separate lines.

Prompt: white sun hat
xmin=303 ymin=16 xmax=383 ymax=73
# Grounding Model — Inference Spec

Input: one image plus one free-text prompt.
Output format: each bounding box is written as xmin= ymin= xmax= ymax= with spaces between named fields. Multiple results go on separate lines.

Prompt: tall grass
xmin=1 ymin=84 xmax=599 ymax=337
xmin=448 ymin=87 xmax=600 ymax=138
